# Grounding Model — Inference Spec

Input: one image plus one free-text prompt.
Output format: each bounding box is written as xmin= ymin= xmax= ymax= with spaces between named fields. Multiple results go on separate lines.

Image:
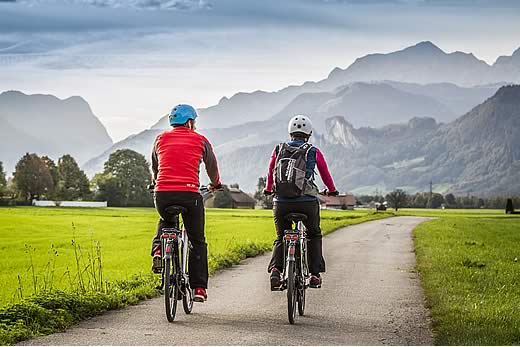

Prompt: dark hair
xmin=173 ymin=119 xmax=193 ymax=128
xmin=290 ymin=132 xmax=310 ymax=141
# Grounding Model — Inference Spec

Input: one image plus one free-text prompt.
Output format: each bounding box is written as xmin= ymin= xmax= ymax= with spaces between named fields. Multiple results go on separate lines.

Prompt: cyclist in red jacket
xmin=264 ymin=115 xmax=338 ymax=290
xmin=150 ymin=104 xmax=221 ymax=303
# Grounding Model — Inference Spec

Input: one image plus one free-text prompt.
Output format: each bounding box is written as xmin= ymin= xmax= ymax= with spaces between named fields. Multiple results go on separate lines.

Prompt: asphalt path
xmin=24 ymin=216 xmax=433 ymax=345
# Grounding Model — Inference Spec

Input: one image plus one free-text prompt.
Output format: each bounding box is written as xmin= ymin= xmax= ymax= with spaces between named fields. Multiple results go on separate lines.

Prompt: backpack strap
xmin=299 ymin=143 xmax=313 ymax=161
xmin=275 ymin=143 xmax=285 ymax=157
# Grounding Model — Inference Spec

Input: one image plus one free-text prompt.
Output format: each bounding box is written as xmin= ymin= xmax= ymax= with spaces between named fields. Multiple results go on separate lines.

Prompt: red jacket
xmin=152 ymin=127 xmax=221 ymax=192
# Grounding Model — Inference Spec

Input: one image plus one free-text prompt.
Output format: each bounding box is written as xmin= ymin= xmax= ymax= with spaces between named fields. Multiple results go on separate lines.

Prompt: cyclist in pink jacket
xmin=264 ymin=115 xmax=338 ymax=290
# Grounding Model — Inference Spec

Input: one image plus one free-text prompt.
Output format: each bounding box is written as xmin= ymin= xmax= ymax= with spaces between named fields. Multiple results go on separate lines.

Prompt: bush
xmin=0 ymin=276 xmax=159 ymax=345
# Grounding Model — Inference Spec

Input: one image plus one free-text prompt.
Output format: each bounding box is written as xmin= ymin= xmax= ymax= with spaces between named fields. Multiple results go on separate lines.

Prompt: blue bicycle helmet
xmin=169 ymin=104 xmax=198 ymax=126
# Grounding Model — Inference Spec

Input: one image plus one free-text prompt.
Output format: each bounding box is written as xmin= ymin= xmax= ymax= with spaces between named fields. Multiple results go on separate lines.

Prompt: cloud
xmin=16 ymin=0 xmax=212 ymax=10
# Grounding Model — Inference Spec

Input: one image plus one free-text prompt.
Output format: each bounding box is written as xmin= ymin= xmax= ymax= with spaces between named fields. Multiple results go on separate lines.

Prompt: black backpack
xmin=274 ymin=142 xmax=316 ymax=198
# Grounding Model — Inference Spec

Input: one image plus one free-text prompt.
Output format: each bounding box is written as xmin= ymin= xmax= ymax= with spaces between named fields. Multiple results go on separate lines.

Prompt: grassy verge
xmin=0 ymin=207 xmax=393 ymax=345
xmin=408 ymin=210 xmax=520 ymax=345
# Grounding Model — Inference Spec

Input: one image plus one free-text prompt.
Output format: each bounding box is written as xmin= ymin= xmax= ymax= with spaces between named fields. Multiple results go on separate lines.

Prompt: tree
xmin=41 ymin=156 xmax=58 ymax=199
xmin=55 ymin=154 xmax=91 ymax=201
xmin=444 ymin=193 xmax=456 ymax=207
xmin=428 ymin=193 xmax=445 ymax=209
xmin=94 ymin=149 xmax=152 ymax=207
xmin=213 ymin=185 xmax=233 ymax=208
xmin=0 ymin=161 xmax=6 ymax=196
xmin=13 ymin=153 xmax=54 ymax=201
xmin=506 ymin=198 xmax=514 ymax=214
xmin=385 ymin=189 xmax=408 ymax=211
xmin=92 ymin=173 xmax=128 ymax=207
xmin=253 ymin=177 xmax=273 ymax=209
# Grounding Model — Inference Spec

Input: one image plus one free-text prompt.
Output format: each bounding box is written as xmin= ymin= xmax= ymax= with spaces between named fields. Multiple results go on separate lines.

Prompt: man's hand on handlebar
xmin=207 ymin=183 xmax=223 ymax=193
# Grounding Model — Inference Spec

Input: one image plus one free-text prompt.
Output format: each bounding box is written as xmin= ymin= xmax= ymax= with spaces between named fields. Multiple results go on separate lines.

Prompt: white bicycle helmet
xmin=288 ymin=115 xmax=313 ymax=136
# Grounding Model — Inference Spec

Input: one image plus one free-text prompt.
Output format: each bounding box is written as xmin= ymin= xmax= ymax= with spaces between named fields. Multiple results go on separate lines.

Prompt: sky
xmin=1 ymin=0 xmax=520 ymax=142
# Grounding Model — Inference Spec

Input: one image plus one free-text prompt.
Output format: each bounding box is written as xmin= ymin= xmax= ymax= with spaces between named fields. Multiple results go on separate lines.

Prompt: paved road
xmin=24 ymin=216 xmax=433 ymax=346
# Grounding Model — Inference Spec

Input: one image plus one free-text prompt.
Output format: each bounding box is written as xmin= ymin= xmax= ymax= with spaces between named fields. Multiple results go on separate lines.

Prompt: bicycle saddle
xmin=284 ymin=213 xmax=308 ymax=222
xmin=164 ymin=205 xmax=188 ymax=216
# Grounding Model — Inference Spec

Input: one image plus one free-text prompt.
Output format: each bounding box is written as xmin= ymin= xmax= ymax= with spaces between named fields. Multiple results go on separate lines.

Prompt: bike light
xmin=292 ymin=234 xmax=298 ymax=241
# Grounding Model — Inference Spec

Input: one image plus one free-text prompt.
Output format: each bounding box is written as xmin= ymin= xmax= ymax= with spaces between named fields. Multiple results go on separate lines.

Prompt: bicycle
xmin=149 ymin=185 xmax=218 ymax=322
xmin=158 ymin=203 xmax=194 ymax=322
xmin=280 ymin=212 xmax=309 ymax=324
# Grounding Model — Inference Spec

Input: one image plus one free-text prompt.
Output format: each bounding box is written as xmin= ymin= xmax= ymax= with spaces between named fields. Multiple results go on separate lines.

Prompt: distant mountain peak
xmin=324 ymin=116 xmax=362 ymax=149
xmin=404 ymin=41 xmax=444 ymax=54
xmin=492 ymin=84 xmax=520 ymax=104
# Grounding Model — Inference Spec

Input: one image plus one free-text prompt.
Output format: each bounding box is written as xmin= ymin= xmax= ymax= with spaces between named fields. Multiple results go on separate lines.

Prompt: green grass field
xmin=0 ymin=207 xmax=390 ymax=306
xmin=402 ymin=208 xmax=520 ymax=345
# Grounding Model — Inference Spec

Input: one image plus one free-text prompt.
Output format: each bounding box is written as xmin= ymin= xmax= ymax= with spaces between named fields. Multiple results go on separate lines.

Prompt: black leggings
xmin=152 ymin=191 xmax=208 ymax=289
xmin=268 ymin=200 xmax=325 ymax=274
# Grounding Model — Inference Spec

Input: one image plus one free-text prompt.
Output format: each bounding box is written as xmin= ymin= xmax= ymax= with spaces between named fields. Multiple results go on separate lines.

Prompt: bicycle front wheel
xmin=287 ymin=260 xmax=297 ymax=324
xmin=297 ymin=277 xmax=306 ymax=316
xmin=164 ymin=257 xmax=178 ymax=322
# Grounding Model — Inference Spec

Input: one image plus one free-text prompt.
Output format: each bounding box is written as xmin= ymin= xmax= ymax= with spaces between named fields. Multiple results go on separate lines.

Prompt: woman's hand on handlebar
xmin=319 ymin=189 xmax=340 ymax=196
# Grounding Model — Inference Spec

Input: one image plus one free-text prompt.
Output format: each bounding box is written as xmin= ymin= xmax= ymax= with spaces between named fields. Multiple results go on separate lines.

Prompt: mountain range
xmin=2 ymin=41 xmax=520 ymax=196
xmin=153 ymin=41 xmax=520 ymax=130
xmin=213 ymin=85 xmax=520 ymax=195
xmin=0 ymin=91 xmax=113 ymax=174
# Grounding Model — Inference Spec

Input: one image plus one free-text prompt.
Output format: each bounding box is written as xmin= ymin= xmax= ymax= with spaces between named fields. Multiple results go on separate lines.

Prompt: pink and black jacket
xmin=265 ymin=139 xmax=336 ymax=202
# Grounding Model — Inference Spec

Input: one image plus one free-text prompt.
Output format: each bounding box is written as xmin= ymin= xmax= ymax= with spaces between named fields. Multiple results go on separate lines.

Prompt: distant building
xmin=228 ymin=187 xmax=256 ymax=209
xmin=204 ymin=186 xmax=256 ymax=209
xmin=318 ymin=194 xmax=356 ymax=210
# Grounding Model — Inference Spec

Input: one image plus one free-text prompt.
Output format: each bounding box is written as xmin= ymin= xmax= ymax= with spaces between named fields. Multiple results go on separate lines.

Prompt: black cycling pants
xmin=152 ymin=191 xmax=208 ymax=289
xmin=268 ymin=200 xmax=325 ymax=274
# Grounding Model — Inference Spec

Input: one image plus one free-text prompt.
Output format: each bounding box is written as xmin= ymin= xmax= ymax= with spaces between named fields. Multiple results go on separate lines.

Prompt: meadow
xmin=0 ymin=206 xmax=389 ymax=306
xmin=402 ymin=208 xmax=520 ymax=345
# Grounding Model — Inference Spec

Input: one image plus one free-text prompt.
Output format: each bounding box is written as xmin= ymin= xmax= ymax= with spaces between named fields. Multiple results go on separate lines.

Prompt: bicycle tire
xmin=164 ymin=257 xmax=178 ymax=322
xmin=182 ymin=245 xmax=194 ymax=314
xmin=298 ymin=244 xmax=307 ymax=316
xmin=287 ymin=260 xmax=297 ymax=324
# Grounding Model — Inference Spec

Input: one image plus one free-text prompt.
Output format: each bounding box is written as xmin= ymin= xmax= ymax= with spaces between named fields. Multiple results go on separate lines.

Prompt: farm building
xmin=228 ymin=187 xmax=256 ymax=209
xmin=204 ymin=186 xmax=256 ymax=209
xmin=318 ymin=194 xmax=356 ymax=210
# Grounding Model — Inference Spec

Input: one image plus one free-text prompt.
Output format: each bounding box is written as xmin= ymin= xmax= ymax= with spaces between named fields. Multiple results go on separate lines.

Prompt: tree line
xmin=1 ymin=152 xmax=518 ymax=209
xmin=359 ymin=190 xmax=520 ymax=211
xmin=0 ymin=149 xmax=152 ymax=207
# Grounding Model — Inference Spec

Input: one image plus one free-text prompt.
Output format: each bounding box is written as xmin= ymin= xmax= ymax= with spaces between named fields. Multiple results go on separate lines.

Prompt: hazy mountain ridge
xmin=15 ymin=42 xmax=520 ymax=196
xmin=214 ymin=86 xmax=520 ymax=195
xmin=0 ymin=90 xmax=113 ymax=174
xmin=152 ymin=41 xmax=517 ymax=130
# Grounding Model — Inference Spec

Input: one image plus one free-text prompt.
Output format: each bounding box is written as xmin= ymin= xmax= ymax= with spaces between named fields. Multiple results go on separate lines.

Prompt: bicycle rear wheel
xmin=287 ymin=260 xmax=297 ymax=324
xmin=182 ymin=245 xmax=194 ymax=314
xmin=298 ymin=248 xmax=307 ymax=316
xmin=164 ymin=257 xmax=178 ymax=322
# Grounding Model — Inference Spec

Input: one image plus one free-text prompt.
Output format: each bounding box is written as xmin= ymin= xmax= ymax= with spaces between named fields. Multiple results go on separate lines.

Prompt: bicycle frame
xmin=160 ymin=226 xmax=189 ymax=289
xmin=282 ymin=221 xmax=309 ymax=289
